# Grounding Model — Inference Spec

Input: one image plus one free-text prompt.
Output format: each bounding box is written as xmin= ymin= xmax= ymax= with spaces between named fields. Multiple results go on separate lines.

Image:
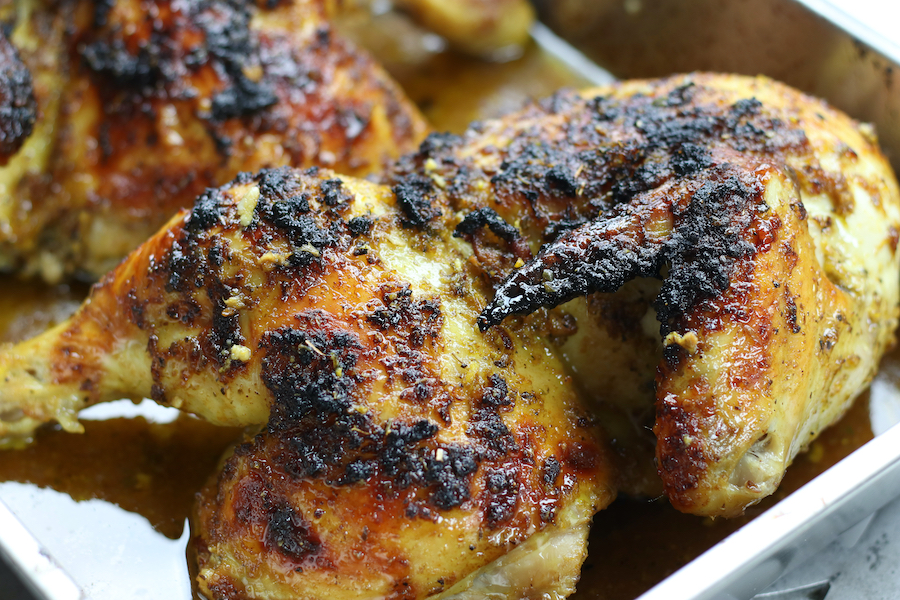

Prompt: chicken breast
xmin=0 ymin=0 xmax=427 ymax=281
xmin=384 ymin=73 xmax=900 ymax=516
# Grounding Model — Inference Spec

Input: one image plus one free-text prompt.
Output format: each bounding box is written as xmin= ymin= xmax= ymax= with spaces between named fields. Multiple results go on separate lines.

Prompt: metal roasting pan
xmin=533 ymin=0 xmax=900 ymax=597
xmin=2 ymin=1 xmax=900 ymax=598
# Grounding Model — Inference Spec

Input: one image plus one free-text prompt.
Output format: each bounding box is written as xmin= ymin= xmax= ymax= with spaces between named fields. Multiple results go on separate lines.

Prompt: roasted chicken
xmin=0 ymin=71 xmax=896 ymax=600
xmin=0 ymin=0 xmax=427 ymax=281
xmin=384 ymin=73 xmax=900 ymax=517
xmin=0 ymin=165 xmax=616 ymax=598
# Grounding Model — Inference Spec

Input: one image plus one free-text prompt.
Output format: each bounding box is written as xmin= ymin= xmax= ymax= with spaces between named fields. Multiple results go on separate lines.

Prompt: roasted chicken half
xmin=0 ymin=0 xmax=427 ymax=281
xmin=0 ymin=68 xmax=895 ymax=530
xmin=383 ymin=73 xmax=900 ymax=516
xmin=0 ymin=165 xmax=615 ymax=598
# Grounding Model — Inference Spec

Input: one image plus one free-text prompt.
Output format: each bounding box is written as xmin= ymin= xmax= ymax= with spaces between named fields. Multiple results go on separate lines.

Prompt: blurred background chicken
xmin=0 ymin=0 xmax=540 ymax=285
xmin=0 ymin=0 xmax=430 ymax=282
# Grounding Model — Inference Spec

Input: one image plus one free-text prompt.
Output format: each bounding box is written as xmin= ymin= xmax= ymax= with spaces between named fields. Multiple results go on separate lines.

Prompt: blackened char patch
xmin=653 ymin=174 xmax=759 ymax=335
xmin=542 ymin=456 xmax=561 ymax=486
xmin=425 ymin=446 xmax=478 ymax=510
xmin=467 ymin=375 xmax=517 ymax=458
xmin=211 ymin=77 xmax=277 ymax=121
xmin=0 ymin=30 xmax=35 ymax=162
xmin=80 ymin=38 xmax=161 ymax=89
xmin=320 ymin=178 xmax=352 ymax=207
xmin=198 ymin=1 xmax=277 ymax=121
xmin=454 ymin=208 xmax=520 ymax=243
xmin=479 ymin=167 xmax=763 ymax=334
xmin=252 ymin=169 xmax=337 ymax=266
xmin=393 ymin=174 xmax=441 ymax=228
xmin=672 ymin=143 xmax=712 ymax=177
xmin=545 ymin=166 xmax=579 ymax=197
xmin=186 ymin=187 xmax=224 ymax=232
xmin=265 ymin=503 xmax=321 ymax=561
xmin=482 ymin=466 xmax=519 ymax=527
xmin=347 ymin=215 xmax=373 ymax=237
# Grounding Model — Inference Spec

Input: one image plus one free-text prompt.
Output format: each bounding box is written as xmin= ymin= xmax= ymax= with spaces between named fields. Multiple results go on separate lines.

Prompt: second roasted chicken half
xmin=0 ymin=0 xmax=429 ymax=281
xmin=0 ymin=165 xmax=617 ymax=599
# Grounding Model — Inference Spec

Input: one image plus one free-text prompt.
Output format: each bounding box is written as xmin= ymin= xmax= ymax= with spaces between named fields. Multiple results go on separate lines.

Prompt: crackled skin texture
xmin=0 ymin=0 xmax=427 ymax=281
xmin=383 ymin=73 xmax=900 ymax=516
xmin=0 ymin=166 xmax=615 ymax=598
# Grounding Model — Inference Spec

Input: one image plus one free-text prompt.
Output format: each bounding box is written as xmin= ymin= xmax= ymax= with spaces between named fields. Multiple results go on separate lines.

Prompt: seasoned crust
xmin=382 ymin=73 xmax=900 ymax=515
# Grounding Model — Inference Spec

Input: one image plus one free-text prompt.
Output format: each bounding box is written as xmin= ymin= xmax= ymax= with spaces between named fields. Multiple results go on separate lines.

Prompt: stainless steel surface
xmin=0 ymin=498 xmax=81 ymax=600
xmin=638 ymin=421 xmax=900 ymax=600
xmin=532 ymin=0 xmax=900 ymax=597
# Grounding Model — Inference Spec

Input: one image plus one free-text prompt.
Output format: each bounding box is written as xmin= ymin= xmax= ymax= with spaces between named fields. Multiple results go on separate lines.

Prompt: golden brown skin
xmin=0 ymin=166 xmax=614 ymax=598
xmin=0 ymin=0 xmax=427 ymax=281
xmin=383 ymin=73 xmax=900 ymax=516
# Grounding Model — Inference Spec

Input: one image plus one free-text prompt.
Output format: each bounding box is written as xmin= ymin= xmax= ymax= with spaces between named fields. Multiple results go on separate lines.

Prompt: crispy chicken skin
xmin=0 ymin=0 xmax=427 ymax=281
xmin=0 ymin=166 xmax=615 ymax=598
xmin=383 ymin=73 xmax=900 ymax=516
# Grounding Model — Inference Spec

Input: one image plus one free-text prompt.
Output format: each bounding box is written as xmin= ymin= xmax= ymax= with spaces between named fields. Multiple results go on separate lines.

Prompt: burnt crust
xmin=385 ymin=78 xmax=810 ymax=334
xmin=0 ymin=27 xmax=35 ymax=164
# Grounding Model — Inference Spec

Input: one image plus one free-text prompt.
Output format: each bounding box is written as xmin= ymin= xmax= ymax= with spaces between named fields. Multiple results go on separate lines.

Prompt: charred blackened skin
xmin=265 ymin=502 xmax=321 ymax=561
xmin=454 ymin=208 xmax=520 ymax=243
xmin=393 ymin=174 xmax=442 ymax=228
xmin=478 ymin=168 xmax=761 ymax=331
xmin=79 ymin=0 xmax=276 ymax=118
xmin=186 ymin=188 xmax=225 ymax=233
xmin=260 ymin=316 xmax=479 ymax=515
xmin=347 ymin=215 xmax=373 ymax=236
xmin=0 ymin=29 xmax=35 ymax=164
xmin=467 ymin=86 xmax=796 ymax=331
xmin=320 ymin=178 xmax=352 ymax=208
xmin=384 ymin=83 xmax=810 ymax=335
xmin=252 ymin=168 xmax=337 ymax=266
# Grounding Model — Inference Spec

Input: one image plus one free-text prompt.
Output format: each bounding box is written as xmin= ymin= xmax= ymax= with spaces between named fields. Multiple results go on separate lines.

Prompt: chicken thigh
xmin=383 ymin=73 xmax=900 ymax=516
xmin=0 ymin=0 xmax=427 ymax=281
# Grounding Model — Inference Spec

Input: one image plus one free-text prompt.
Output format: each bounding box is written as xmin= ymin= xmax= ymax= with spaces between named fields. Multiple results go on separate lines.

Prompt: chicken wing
xmin=383 ymin=73 xmax=900 ymax=516
xmin=0 ymin=165 xmax=615 ymax=598
xmin=0 ymin=0 xmax=427 ymax=282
